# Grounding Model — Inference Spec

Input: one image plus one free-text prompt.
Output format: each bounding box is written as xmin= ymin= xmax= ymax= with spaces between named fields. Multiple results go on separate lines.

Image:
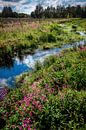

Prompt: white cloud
xmin=0 ymin=78 xmax=8 ymax=86
xmin=0 ymin=0 xmax=17 ymax=7
xmin=0 ymin=0 xmax=86 ymax=14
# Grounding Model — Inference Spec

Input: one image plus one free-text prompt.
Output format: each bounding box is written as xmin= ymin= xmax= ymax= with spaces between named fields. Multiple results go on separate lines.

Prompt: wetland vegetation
xmin=0 ymin=18 xmax=86 ymax=130
xmin=0 ymin=18 xmax=86 ymax=64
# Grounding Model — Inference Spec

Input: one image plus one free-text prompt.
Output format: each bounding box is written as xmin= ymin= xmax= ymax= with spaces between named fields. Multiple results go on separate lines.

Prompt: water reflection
xmin=0 ymin=54 xmax=14 ymax=68
xmin=0 ymin=39 xmax=86 ymax=88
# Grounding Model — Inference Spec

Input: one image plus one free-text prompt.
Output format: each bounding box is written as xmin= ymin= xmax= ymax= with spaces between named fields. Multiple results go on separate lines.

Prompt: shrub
xmin=26 ymin=34 xmax=33 ymax=41
xmin=72 ymin=25 xmax=77 ymax=29
xmin=39 ymin=33 xmax=56 ymax=43
xmin=30 ymin=42 xmax=38 ymax=49
xmin=47 ymin=33 xmax=56 ymax=43
xmin=50 ymin=24 xmax=63 ymax=34
xmin=43 ymin=55 xmax=57 ymax=68
xmin=72 ymin=25 xmax=77 ymax=31
xmin=39 ymin=33 xmax=48 ymax=42
xmin=79 ymin=51 xmax=86 ymax=58
xmin=35 ymin=61 xmax=42 ymax=71
xmin=36 ymin=89 xmax=86 ymax=130
xmin=69 ymin=63 xmax=86 ymax=90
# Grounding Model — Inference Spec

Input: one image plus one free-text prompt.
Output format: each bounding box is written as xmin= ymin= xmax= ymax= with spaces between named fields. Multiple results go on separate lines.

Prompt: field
xmin=0 ymin=18 xmax=86 ymax=130
xmin=0 ymin=18 xmax=86 ymax=52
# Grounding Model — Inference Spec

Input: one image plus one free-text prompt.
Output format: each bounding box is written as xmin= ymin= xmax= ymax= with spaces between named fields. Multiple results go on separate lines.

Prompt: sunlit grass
xmin=0 ymin=18 xmax=86 ymax=52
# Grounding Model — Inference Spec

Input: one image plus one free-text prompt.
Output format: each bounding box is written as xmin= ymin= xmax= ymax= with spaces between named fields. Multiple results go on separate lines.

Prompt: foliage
xmin=0 ymin=18 xmax=85 ymax=64
xmin=41 ymin=49 xmax=86 ymax=90
xmin=1 ymin=6 xmax=29 ymax=18
xmin=2 ymin=7 xmax=13 ymax=18
xmin=0 ymin=48 xmax=86 ymax=129
xmin=31 ymin=5 xmax=86 ymax=19
xmin=43 ymin=55 xmax=57 ymax=68
xmin=0 ymin=18 xmax=86 ymax=129
xmin=1 ymin=5 xmax=86 ymax=19
xmin=39 ymin=33 xmax=56 ymax=43
xmin=36 ymin=89 xmax=86 ymax=130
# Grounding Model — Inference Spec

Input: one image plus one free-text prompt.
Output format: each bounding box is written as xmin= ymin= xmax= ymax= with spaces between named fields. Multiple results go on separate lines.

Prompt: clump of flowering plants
xmin=0 ymin=78 xmax=56 ymax=130
xmin=14 ymin=81 xmax=55 ymax=129
xmin=0 ymin=48 xmax=86 ymax=130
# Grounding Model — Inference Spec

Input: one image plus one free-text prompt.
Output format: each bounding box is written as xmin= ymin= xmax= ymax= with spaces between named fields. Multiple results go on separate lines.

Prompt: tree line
xmin=0 ymin=5 xmax=86 ymax=18
xmin=0 ymin=6 xmax=29 ymax=18
xmin=31 ymin=4 xmax=86 ymax=18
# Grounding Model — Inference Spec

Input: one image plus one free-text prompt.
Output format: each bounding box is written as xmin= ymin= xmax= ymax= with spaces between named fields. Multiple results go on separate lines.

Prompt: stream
xmin=0 ymin=38 xmax=86 ymax=88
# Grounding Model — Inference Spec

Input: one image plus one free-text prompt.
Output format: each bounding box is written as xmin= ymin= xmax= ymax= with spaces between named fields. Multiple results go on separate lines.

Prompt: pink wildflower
xmin=41 ymin=95 xmax=46 ymax=102
xmin=28 ymin=127 xmax=31 ymax=130
xmin=19 ymin=126 xmax=23 ymax=130
xmin=30 ymin=111 xmax=33 ymax=116
xmin=15 ymin=107 xmax=18 ymax=111
xmin=23 ymin=123 xmax=27 ymax=128
xmin=23 ymin=107 xmax=26 ymax=111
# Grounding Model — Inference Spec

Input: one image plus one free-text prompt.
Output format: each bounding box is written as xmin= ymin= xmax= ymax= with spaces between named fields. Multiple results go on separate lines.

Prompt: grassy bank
xmin=0 ymin=18 xmax=86 ymax=53
xmin=0 ymin=18 xmax=86 ymax=67
xmin=0 ymin=46 xmax=86 ymax=130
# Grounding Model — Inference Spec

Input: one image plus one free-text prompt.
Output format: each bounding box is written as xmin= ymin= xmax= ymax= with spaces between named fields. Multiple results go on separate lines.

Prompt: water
xmin=0 ymin=39 xmax=86 ymax=88
xmin=0 ymin=60 xmax=32 ymax=88
xmin=76 ymin=31 xmax=86 ymax=36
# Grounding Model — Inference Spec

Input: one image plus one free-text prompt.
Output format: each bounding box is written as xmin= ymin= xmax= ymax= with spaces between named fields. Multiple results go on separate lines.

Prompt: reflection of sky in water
xmin=77 ymin=31 xmax=86 ymax=36
xmin=0 ymin=61 xmax=31 ymax=88
xmin=0 ymin=38 xmax=86 ymax=88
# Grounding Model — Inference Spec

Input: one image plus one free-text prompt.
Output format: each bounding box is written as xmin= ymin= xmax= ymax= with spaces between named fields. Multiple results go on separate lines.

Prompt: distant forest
xmin=0 ymin=7 xmax=29 ymax=18
xmin=0 ymin=5 xmax=86 ymax=18
xmin=31 ymin=5 xmax=86 ymax=18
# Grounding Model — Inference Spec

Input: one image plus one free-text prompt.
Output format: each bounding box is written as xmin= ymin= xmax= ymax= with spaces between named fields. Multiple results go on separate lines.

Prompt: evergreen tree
xmin=34 ymin=4 xmax=44 ymax=18
xmin=2 ymin=6 xmax=13 ymax=17
xmin=31 ymin=4 xmax=86 ymax=19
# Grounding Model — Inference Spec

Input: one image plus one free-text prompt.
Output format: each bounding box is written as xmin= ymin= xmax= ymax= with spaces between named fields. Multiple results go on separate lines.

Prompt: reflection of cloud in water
xmin=15 ymin=39 xmax=86 ymax=69
xmin=0 ymin=79 xmax=7 ymax=87
xmin=20 ymin=52 xmax=58 ymax=68
xmin=15 ymin=57 xmax=22 ymax=65
xmin=15 ymin=55 xmax=35 ymax=68
xmin=23 ymin=55 xmax=35 ymax=68
xmin=0 ymin=60 xmax=31 ymax=87
xmin=0 ymin=39 xmax=86 ymax=88
xmin=77 ymin=31 xmax=86 ymax=36
xmin=0 ymin=77 xmax=15 ymax=88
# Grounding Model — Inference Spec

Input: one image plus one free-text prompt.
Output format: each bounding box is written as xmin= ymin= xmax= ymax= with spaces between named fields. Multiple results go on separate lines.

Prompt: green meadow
xmin=0 ymin=18 xmax=86 ymax=53
xmin=0 ymin=18 xmax=86 ymax=130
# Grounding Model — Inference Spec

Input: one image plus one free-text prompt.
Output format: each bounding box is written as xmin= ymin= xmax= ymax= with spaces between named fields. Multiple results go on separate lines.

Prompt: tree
xmin=2 ymin=6 xmax=13 ymax=17
xmin=31 ymin=11 xmax=36 ymax=18
xmin=35 ymin=4 xmax=44 ymax=18
xmin=76 ymin=5 xmax=82 ymax=17
xmin=30 ymin=4 xmax=86 ymax=19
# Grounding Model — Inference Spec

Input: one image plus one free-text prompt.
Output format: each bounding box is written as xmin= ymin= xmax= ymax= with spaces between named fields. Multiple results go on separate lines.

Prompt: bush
xmin=50 ymin=24 xmax=63 ymax=34
xmin=69 ymin=63 xmax=86 ymax=90
xmin=39 ymin=33 xmax=56 ymax=43
xmin=39 ymin=33 xmax=48 ymax=42
xmin=72 ymin=25 xmax=77 ymax=31
xmin=43 ymin=55 xmax=57 ymax=68
xmin=47 ymin=33 xmax=56 ymax=43
xmin=35 ymin=61 xmax=42 ymax=70
xmin=36 ymin=89 xmax=86 ymax=130
xmin=72 ymin=25 xmax=77 ymax=29
xmin=26 ymin=34 xmax=33 ymax=41
xmin=79 ymin=51 xmax=86 ymax=58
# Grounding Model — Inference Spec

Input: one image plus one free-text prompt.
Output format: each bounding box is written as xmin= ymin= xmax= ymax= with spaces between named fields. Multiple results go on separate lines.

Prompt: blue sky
xmin=0 ymin=0 xmax=86 ymax=14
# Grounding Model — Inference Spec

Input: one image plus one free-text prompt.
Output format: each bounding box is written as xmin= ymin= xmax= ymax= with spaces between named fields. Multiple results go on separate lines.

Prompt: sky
xmin=0 ymin=0 xmax=86 ymax=14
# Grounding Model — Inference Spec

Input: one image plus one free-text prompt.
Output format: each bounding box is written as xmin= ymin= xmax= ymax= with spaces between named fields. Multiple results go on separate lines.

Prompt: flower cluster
xmin=10 ymin=80 xmax=56 ymax=129
xmin=11 ymin=82 xmax=45 ymax=129
xmin=80 ymin=46 xmax=86 ymax=51
xmin=0 ymin=87 xmax=8 ymax=100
